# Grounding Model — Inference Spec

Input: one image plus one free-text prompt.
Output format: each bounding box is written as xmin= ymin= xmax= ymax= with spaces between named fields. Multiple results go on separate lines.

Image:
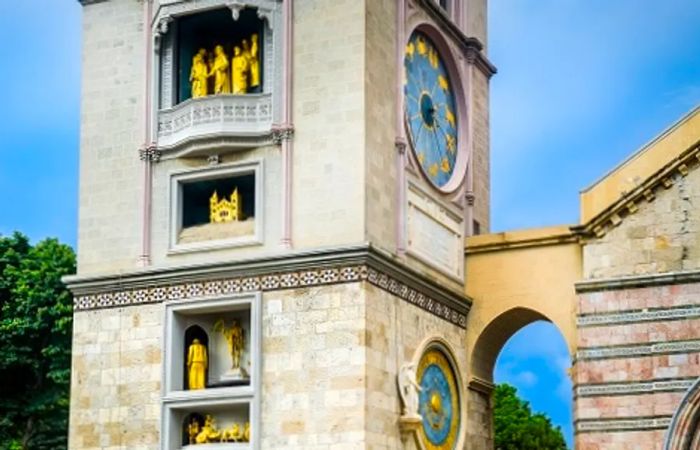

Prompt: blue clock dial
xmin=404 ymin=32 xmax=459 ymax=188
xmin=417 ymin=347 xmax=461 ymax=450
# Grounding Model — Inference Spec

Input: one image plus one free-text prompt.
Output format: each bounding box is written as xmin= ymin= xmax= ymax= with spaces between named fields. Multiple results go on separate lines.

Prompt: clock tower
xmin=67 ymin=0 xmax=494 ymax=449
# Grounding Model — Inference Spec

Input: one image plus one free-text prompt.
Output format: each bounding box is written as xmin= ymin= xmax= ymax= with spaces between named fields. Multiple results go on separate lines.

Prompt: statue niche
xmin=177 ymin=7 xmax=264 ymax=103
xmin=183 ymin=326 xmax=209 ymax=390
xmin=178 ymin=173 xmax=255 ymax=246
xmin=182 ymin=412 xmax=251 ymax=447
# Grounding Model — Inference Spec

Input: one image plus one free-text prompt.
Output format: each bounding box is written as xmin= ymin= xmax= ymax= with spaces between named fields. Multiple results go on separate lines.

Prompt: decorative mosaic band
xmin=577 ymin=339 xmax=700 ymax=361
xmin=73 ymin=264 xmax=468 ymax=328
xmin=576 ymin=378 xmax=696 ymax=397
xmin=578 ymin=304 xmax=700 ymax=327
xmin=576 ymin=416 xmax=672 ymax=433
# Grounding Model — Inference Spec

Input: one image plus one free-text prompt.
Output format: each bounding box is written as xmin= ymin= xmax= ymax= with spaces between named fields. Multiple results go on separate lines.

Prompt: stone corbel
xmin=228 ymin=1 xmax=274 ymax=29
xmin=139 ymin=145 xmax=162 ymax=162
xmin=227 ymin=1 xmax=246 ymax=21
xmin=152 ymin=16 xmax=173 ymax=52
xmin=256 ymin=6 xmax=274 ymax=29
xmin=465 ymin=190 xmax=475 ymax=206
xmin=395 ymin=136 xmax=408 ymax=155
xmin=272 ymin=124 xmax=294 ymax=145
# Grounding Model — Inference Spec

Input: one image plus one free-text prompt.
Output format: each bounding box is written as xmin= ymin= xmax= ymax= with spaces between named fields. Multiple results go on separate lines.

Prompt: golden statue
xmin=243 ymin=422 xmax=250 ymax=442
xmin=249 ymin=34 xmax=260 ymax=89
xmin=189 ymin=49 xmax=209 ymax=98
xmin=220 ymin=423 xmax=244 ymax=442
xmin=213 ymin=319 xmax=245 ymax=376
xmin=195 ymin=415 xmax=221 ymax=444
xmin=186 ymin=338 xmax=208 ymax=390
xmin=187 ymin=417 xmax=200 ymax=445
xmin=231 ymin=45 xmax=249 ymax=94
xmin=209 ymin=45 xmax=231 ymax=94
xmin=209 ymin=189 xmax=243 ymax=223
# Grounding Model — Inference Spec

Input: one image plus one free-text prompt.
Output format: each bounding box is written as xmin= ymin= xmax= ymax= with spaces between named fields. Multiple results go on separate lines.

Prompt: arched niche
xmin=182 ymin=412 xmax=205 ymax=446
xmin=665 ymin=377 xmax=700 ymax=450
xmin=183 ymin=325 xmax=209 ymax=390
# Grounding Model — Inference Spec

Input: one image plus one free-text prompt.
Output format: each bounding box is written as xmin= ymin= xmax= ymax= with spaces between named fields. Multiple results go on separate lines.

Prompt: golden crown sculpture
xmin=210 ymin=189 xmax=243 ymax=223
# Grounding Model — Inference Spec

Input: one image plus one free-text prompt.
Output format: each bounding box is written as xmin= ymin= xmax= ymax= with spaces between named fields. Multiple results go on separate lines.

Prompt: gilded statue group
xmin=186 ymin=319 xmax=246 ymax=391
xmin=188 ymin=414 xmax=250 ymax=445
xmin=189 ymin=33 xmax=261 ymax=98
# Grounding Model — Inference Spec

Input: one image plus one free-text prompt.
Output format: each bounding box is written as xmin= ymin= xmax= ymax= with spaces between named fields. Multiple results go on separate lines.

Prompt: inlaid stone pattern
xmin=73 ymin=264 xmax=469 ymax=328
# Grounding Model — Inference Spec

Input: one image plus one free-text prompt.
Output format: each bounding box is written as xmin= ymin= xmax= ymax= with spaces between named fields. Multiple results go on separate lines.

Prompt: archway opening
xmin=468 ymin=308 xmax=573 ymax=449
xmin=494 ymin=321 xmax=572 ymax=448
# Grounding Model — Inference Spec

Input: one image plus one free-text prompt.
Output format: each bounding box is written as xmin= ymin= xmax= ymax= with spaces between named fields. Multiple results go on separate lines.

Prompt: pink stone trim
xmin=139 ymin=0 xmax=154 ymax=266
xmin=396 ymin=0 xmax=407 ymax=254
xmin=279 ymin=0 xmax=294 ymax=249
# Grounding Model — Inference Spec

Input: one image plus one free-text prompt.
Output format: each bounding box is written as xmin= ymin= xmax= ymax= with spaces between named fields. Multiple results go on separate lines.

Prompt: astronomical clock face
xmin=417 ymin=347 xmax=461 ymax=450
xmin=404 ymin=31 xmax=459 ymax=189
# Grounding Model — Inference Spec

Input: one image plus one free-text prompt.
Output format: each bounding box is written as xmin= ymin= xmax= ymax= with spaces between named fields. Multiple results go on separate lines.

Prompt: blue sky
xmin=489 ymin=0 xmax=700 ymax=447
xmin=2 ymin=0 xmax=700 ymax=448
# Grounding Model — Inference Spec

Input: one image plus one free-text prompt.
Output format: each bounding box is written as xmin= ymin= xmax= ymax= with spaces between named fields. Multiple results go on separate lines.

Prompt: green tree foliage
xmin=0 ymin=233 xmax=75 ymax=450
xmin=493 ymin=383 xmax=568 ymax=450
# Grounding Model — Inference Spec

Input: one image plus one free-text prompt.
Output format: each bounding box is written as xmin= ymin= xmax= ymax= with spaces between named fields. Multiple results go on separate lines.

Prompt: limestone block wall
xmin=470 ymin=68 xmax=491 ymax=233
xmin=583 ymin=168 xmax=700 ymax=279
xmin=364 ymin=0 xmax=398 ymax=253
xmin=70 ymin=304 xmax=163 ymax=450
xmin=260 ymin=283 xmax=368 ymax=448
xmin=363 ymin=283 xmax=467 ymax=449
xmin=78 ymin=1 xmax=145 ymax=275
xmin=292 ymin=0 xmax=366 ymax=249
xmin=574 ymin=283 xmax=700 ymax=449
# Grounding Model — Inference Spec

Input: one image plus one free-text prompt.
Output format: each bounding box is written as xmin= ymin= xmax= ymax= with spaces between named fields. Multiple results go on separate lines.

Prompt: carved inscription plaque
xmin=407 ymin=187 xmax=463 ymax=279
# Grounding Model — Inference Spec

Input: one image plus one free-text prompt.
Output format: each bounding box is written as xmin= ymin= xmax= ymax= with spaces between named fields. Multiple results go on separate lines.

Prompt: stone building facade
xmin=68 ymin=0 xmax=700 ymax=449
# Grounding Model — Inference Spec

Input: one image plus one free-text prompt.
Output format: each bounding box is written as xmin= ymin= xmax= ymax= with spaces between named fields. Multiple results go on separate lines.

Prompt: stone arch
xmin=464 ymin=232 xmax=581 ymax=448
xmin=665 ymin=377 xmax=700 ymax=450
xmin=470 ymin=306 xmax=552 ymax=382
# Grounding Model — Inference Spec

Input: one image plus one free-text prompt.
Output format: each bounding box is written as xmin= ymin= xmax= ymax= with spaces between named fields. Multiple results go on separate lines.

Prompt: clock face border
xmin=403 ymin=26 xmax=468 ymax=194
xmin=416 ymin=342 xmax=463 ymax=450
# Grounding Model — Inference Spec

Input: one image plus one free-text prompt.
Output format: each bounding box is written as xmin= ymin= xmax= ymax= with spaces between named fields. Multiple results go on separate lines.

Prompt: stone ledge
xmin=576 ymin=270 xmax=700 ymax=293
xmin=64 ymin=244 xmax=472 ymax=328
xmin=576 ymin=416 xmax=672 ymax=433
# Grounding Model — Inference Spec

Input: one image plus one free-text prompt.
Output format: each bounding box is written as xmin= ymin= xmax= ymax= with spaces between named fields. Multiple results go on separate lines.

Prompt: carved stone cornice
xmin=64 ymin=244 xmax=472 ymax=328
xmin=77 ymin=0 xmax=108 ymax=5
xmin=573 ymin=139 xmax=700 ymax=240
xmin=412 ymin=0 xmax=497 ymax=79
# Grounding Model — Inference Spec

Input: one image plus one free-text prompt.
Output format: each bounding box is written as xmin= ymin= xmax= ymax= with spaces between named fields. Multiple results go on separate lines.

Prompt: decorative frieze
xmin=576 ymin=416 xmax=672 ymax=433
xmin=578 ymin=305 xmax=700 ymax=327
xmin=66 ymin=245 xmax=471 ymax=328
xmin=576 ymin=378 xmax=696 ymax=397
xmin=577 ymin=339 xmax=700 ymax=361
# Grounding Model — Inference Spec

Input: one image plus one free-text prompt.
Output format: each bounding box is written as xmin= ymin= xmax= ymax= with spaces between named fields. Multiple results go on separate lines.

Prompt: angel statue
xmin=213 ymin=319 xmax=247 ymax=379
xmin=398 ymin=363 xmax=422 ymax=419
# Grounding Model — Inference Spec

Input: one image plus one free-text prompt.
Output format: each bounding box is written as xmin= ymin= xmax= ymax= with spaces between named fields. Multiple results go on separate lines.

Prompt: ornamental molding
xmin=576 ymin=416 xmax=672 ymax=433
xmin=139 ymin=145 xmax=162 ymax=162
xmin=577 ymin=339 xmax=700 ymax=361
xmin=573 ymin=139 xmax=700 ymax=240
xmin=575 ymin=377 xmax=697 ymax=398
xmin=271 ymin=124 xmax=294 ymax=145
xmin=578 ymin=304 xmax=700 ymax=328
xmin=410 ymin=0 xmax=497 ymax=79
xmin=65 ymin=244 xmax=471 ymax=328
xmin=576 ymin=269 xmax=700 ymax=293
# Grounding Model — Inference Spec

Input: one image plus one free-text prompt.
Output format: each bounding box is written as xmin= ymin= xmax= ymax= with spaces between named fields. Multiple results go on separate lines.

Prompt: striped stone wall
xmin=574 ymin=281 xmax=700 ymax=449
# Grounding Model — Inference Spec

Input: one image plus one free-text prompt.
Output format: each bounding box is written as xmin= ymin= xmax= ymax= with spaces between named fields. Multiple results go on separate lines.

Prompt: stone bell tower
xmin=66 ymin=0 xmax=493 ymax=449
